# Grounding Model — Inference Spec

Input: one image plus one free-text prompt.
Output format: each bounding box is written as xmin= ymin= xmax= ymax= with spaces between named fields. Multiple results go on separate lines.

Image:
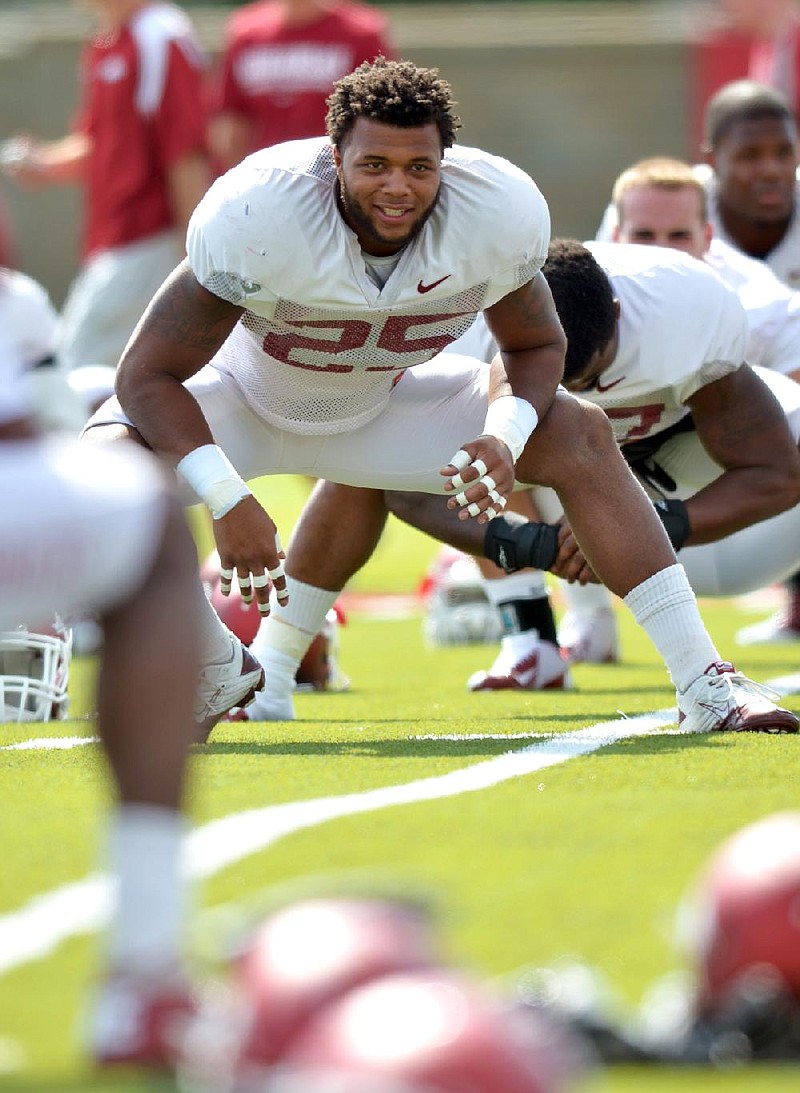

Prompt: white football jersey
xmin=452 ymin=244 xmax=748 ymax=445
xmin=187 ymin=137 xmax=549 ymax=435
xmin=704 ymin=236 xmax=800 ymax=376
xmin=595 ymin=183 xmax=800 ymax=377
xmin=581 ymin=243 xmax=747 ymax=443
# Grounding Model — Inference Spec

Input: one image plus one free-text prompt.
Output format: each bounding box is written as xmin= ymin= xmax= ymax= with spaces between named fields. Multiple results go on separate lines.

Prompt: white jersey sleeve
xmin=582 ymin=242 xmax=748 ymax=444
xmin=187 ymin=139 xmax=550 ymax=435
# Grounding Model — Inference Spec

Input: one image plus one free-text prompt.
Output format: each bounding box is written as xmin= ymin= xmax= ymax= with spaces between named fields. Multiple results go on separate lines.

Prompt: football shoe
xmin=677 ymin=663 xmax=799 ymax=734
xmin=558 ymin=606 xmax=619 ymax=664
xmin=468 ymin=633 xmax=572 ymax=692
xmin=89 ymin=970 xmax=196 ymax=1070
xmin=735 ymin=609 xmax=800 ymax=646
xmin=195 ymin=633 xmax=265 ymax=741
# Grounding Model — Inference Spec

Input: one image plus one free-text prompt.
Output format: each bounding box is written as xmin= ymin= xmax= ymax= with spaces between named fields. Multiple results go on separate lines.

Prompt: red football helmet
xmin=270 ymin=968 xmax=582 ymax=1093
xmin=680 ymin=812 xmax=800 ymax=1015
xmin=228 ymin=897 xmax=440 ymax=1079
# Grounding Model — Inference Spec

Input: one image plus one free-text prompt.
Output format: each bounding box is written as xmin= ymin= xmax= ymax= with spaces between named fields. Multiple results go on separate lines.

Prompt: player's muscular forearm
xmin=684 ymin=366 xmax=800 ymax=544
xmin=484 ymin=274 xmax=566 ymax=417
xmin=116 ymin=261 xmax=243 ymax=465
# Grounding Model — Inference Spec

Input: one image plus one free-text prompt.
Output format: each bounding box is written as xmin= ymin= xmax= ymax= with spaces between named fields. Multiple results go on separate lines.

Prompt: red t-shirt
xmin=75 ymin=2 xmax=208 ymax=257
xmin=213 ymin=0 xmax=394 ymax=152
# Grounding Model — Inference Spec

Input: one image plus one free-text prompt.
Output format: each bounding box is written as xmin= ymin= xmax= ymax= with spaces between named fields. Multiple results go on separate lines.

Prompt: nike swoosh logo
xmin=417 ymin=275 xmax=452 ymax=294
xmin=595 ymin=376 xmax=625 ymax=393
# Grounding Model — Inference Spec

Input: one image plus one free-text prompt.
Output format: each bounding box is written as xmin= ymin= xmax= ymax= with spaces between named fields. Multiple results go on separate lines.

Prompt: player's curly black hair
xmin=703 ymin=80 xmax=795 ymax=151
xmin=325 ymin=57 xmax=461 ymax=150
xmin=542 ymin=239 xmax=617 ymax=383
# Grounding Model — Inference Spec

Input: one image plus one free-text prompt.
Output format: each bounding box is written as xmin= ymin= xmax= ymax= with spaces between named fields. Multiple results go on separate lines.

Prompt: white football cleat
xmin=467 ymin=632 xmax=572 ymax=691
xmin=677 ymin=662 xmax=799 ymax=734
xmin=558 ymin=606 xmax=619 ymax=664
xmin=195 ymin=633 xmax=265 ymax=741
xmin=735 ymin=609 xmax=800 ymax=646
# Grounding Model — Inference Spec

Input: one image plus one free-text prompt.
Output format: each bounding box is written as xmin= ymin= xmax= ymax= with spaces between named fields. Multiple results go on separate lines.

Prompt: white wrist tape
xmin=176 ymin=444 xmax=251 ymax=520
xmin=482 ymin=395 xmax=538 ymax=463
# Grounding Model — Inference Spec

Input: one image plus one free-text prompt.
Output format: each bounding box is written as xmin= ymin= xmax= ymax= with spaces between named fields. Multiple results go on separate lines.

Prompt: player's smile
xmin=334 ymin=117 xmax=442 ymax=256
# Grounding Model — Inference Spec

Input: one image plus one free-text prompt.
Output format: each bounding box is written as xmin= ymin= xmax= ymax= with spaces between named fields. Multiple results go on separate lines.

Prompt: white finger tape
xmin=467 ymin=502 xmax=481 ymax=517
xmin=268 ymin=564 xmax=285 ymax=580
xmin=252 ymin=573 xmax=270 ymax=588
xmin=449 ymin=472 xmax=467 ymax=491
xmin=449 ymin=449 xmax=471 ymax=471
xmin=485 ymin=507 xmax=497 ymax=520
xmin=488 ymin=488 xmax=502 ymax=504
xmin=258 ymin=602 xmax=271 ymax=616
xmin=482 ymin=474 xmax=497 ymax=493
xmin=276 ymin=588 xmax=290 ymax=601
xmin=471 ymin=458 xmax=488 ymax=478
xmin=455 ymin=491 xmax=469 ymax=507
xmin=220 ymin=567 xmax=234 ymax=581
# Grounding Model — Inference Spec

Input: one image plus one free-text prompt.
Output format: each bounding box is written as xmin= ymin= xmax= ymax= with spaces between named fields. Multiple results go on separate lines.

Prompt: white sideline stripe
xmin=0 ymin=708 xmax=677 ymax=976
xmin=0 ymin=736 xmax=98 ymax=751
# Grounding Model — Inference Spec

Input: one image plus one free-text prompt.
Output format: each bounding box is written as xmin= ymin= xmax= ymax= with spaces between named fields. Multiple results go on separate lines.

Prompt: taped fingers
xmin=219 ymin=566 xmax=234 ymax=594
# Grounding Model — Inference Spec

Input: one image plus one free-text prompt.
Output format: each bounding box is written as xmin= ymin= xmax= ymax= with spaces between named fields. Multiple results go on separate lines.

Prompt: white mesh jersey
xmin=704 ymin=236 xmax=800 ymax=376
xmin=595 ymin=182 xmax=800 ymax=376
xmin=187 ymin=137 xmax=549 ymax=435
xmin=582 ymin=243 xmax=748 ymax=445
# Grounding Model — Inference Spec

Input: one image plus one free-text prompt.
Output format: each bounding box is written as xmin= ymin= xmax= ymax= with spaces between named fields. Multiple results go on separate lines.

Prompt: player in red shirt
xmin=3 ymin=1 xmax=211 ymax=372
xmin=209 ymin=0 xmax=394 ymax=170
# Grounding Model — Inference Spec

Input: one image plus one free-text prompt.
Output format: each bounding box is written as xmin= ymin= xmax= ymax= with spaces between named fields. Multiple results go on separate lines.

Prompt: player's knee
xmin=519 ymin=395 xmax=615 ymax=489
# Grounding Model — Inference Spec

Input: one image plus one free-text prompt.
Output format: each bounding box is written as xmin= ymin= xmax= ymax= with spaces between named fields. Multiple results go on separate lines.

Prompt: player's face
xmin=713 ymin=116 xmax=798 ymax=225
xmin=333 ymin=118 xmax=443 ymax=256
xmin=562 ymin=323 xmax=620 ymax=394
xmin=614 ymin=185 xmax=711 ymax=258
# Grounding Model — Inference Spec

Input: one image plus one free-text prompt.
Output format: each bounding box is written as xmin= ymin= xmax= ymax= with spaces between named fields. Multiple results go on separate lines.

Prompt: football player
xmin=82 ymin=57 xmax=787 ymax=736
xmin=0 ymin=329 xmax=202 ymax=1067
xmin=388 ymin=241 xmax=800 ymax=710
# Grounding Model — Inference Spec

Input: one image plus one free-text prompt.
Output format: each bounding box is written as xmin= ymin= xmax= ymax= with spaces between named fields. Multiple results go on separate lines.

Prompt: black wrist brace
xmin=653 ymin=498 xmax=691 ymax=551
xmin=483 ymin=513 xmax=560 ymax=573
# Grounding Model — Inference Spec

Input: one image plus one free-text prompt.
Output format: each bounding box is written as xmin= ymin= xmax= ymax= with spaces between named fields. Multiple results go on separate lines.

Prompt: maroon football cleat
xmin=677 ymin=662 xmax=799 ymax=734
xmin=468 ymin=634 xmax=572 ymax=692
xmin=90 ymin=972 xmax=196 ymax=1070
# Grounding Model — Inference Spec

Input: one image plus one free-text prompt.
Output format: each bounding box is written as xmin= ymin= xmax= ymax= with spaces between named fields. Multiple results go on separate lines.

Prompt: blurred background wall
xmin=0 ymin=1 xmax=716 ymax=308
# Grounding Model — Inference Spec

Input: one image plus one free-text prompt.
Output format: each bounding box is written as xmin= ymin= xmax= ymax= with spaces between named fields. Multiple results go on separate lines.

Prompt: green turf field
xmin=1 ymin=477 xmax=798 ymax=1092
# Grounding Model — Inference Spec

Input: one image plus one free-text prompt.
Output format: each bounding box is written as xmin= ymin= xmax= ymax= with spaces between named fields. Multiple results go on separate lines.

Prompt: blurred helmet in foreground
xmin=228 ymin=897 xmax=440 ymax=1077
xmin=679 ymin=812 xmax=800 ymax=1016
xmin=269 ymin=967 xmax=584 ymax=1093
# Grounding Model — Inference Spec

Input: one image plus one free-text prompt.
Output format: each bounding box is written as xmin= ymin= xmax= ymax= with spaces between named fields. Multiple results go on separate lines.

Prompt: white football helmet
xmin=0 ymin=625 xmax=72 ymax=722
xmin=421 ymin=547 xmax=503 ymax=647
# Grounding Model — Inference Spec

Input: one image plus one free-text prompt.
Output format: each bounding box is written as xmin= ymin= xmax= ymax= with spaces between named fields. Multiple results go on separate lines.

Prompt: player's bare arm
xmin=441 ymin=274 xmax=566 ymax=524
xmin=115 ymin=260 xmax=287 ymax=613
xmin=683 ymin=364 xmax=800 ymax=544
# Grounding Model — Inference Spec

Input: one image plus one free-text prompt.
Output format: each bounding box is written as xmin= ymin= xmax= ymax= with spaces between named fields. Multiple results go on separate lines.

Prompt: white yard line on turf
xmin=0 ymin=736 xmax=98 ymax=751
xmin=0 ymin=708 xmax=677 ymax=975
xmin=3 ymin=666 xmax=800 ymax=978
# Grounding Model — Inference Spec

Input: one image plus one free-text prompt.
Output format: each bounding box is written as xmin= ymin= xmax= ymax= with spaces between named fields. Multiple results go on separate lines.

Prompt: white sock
xmin=105 ymin=804 xmax=186 ymax=975
xmin=623 ymin=565 xmax=720 ymax=691
xmin=196 ymin=580 xmax=237 ymax=665
xmin=251 ymin=577 xmax=339 ymax=696
xmin=482 ymin=570 xmax=547 ymax=605
xmin=560 ymin=580 xmax=613 ymax=613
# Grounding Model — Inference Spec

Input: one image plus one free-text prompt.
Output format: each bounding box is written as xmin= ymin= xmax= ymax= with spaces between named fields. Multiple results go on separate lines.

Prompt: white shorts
xmin=85 ymin=353 xmax=490 ymax=499
xmin=0 ymin=438 xmax=167 ymax=628
xmin=58 ymin=231 xmax=183 ymax=372
xmin=533 ymin=367 xmax=800 ymax=597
